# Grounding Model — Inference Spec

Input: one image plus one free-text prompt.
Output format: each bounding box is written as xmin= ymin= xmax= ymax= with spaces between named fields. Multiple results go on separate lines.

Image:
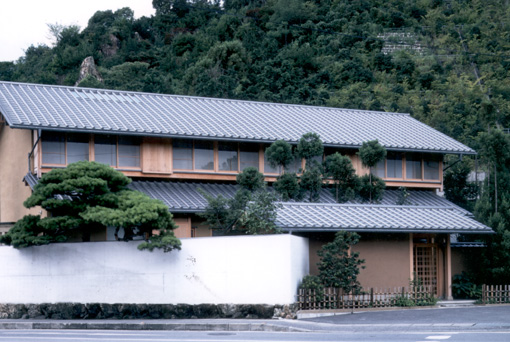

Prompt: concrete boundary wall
xmin=0 ymin=234 xmax=309 ymax=305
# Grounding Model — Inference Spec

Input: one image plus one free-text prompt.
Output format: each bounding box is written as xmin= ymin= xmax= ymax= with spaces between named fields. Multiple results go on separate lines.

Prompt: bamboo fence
xmin=297 ymin=286 xmax=435 ymax=310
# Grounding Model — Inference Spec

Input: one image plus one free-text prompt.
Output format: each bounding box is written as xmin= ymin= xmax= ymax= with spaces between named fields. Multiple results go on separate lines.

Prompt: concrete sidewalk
xmin=1 ymin=317 xmax=510 ymax=333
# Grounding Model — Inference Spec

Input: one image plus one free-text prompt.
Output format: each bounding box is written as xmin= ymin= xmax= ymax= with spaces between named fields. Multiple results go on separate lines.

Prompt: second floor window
xmin=42 ymin=132 xmax=89 ymax=165
xmin=373 ymin=152 xmax=403 ymax=178
xmin=173 ymin=139 xmax=214 ymax=171
xmin=194 ymin=141 xmax=214 ymax=170
xmin=173 ymin=139 xmax=261 ymax=172
xmin=219 ymin=142 xmax=238 ymax=171
xmin=406 ymin=153 xmax=422 ymax=179
xmin=94 ymin=135 xmax=140 ymax=168
xmin=371 ymin=152 xmax=439 ymax=181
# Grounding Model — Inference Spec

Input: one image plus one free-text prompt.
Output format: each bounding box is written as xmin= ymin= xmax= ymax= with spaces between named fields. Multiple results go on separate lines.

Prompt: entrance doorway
xmin=413 ymin=240 xmax=438 ymax=296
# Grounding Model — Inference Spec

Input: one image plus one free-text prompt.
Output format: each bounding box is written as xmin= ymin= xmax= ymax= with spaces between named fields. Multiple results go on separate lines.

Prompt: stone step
xmin=437 ymin=300 xmax=476 ymax=308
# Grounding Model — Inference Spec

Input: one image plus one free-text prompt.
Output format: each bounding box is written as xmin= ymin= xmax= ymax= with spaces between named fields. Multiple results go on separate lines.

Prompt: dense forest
xmin=2 ymin=0 xmax=510 ymax=285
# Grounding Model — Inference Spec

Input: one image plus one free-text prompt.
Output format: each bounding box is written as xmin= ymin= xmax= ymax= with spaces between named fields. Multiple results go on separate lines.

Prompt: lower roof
xmin=130 ymin=181 xmax=492 ymax=235
xmin=276 ymin=203 xmax=490 ymax=234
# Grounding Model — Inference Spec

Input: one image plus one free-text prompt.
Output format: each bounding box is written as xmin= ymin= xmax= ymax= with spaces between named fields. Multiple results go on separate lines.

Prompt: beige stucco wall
xmin=353 ymin=234 xmax=412 ymax=288
xmin=0 ymin=126 xmax=41 ymax=224
xmin=309 ymin=233 xmax=412 ymax=289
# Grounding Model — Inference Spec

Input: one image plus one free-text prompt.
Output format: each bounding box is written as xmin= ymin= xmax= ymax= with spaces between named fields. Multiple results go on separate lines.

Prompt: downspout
xmin=27 ymin=129 xmax=42 ymax=174
xmin=442 ymin=154 xmax=463 ymax=173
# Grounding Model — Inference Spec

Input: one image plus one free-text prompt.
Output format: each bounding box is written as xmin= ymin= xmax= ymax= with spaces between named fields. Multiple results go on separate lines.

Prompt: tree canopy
xmin=0 ymin=161 xmax=181 ymax=252
xmin=199 ymin=167 xmax=281 ymax=235
xmin=317 ymin=231 xmax=365 ymax=293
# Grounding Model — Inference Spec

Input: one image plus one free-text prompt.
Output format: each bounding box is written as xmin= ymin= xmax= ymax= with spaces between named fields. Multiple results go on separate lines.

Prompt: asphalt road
xmin=1 ymin=329 xmax=509 ymax=342
xmin=303 ymin=305 xmax=510 ymax=325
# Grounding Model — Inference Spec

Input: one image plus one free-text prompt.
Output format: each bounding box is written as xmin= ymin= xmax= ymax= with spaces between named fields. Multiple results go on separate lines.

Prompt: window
xmin=386 ymin=152 xmax=403 ymax=178
xmin=173 ymin=139 xmax=214 ymax=171
xmin=286 ymin=146 xmax=302 ymax=173
xmin=264 ymin=146 xmax=281 ymax=174
xmin=218 ymin=142 xmax=238 ymax=171
xmin=372 ymin=160 xmax=386 ymax=178
xmin=307 ymin=155 xmax=323 ymax=169
xmin=194 ymin=141 xmax=214 ymax=170
xmin=94 ymin=135 xmax=140 ymax=168
xmin=41 ymin=132 xmax=89 ymax=165
xmin=119 ymin=136 xmax=140 ymax=168
xmin=424 ymin=160 xmax=440 ymax=180
xmin=94 ymin=135 xmax=116 ymax=166
xmin=174 ymin=140 xmax=261 ymax=172
xmin=42 ymin=132 xmax=65 ymax=165
xmin=67 ymin=135 xmax=89 ymax=164
xmin=239 ymin=143 xmax=259 ymax=171
xmin=406 ymin=153 xmax=422 ymax=179
xmin=173 ymin=139 xmax=193 ymax=169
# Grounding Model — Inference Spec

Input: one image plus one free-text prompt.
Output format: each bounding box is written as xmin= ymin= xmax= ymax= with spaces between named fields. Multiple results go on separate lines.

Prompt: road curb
xmin=0 ymin=321 xmax=311 ymax=332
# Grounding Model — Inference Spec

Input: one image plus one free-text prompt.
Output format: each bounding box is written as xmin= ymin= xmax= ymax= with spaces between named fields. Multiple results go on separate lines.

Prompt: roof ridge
xmin=0 ymin=81 xmax=411 ymax=117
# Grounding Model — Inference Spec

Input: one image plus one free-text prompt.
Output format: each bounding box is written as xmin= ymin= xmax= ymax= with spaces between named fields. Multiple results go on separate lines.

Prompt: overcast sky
xmin=0 ymin=0 xmax=155 ymax=62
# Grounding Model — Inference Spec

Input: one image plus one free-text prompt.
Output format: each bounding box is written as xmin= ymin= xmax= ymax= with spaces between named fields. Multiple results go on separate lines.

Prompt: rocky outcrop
xmin=0 ymin=303 xmax=298 ymax=320
xmin=74 ymin=57 xmax=103 ymax=86
xmin=102 ymin=34 xmax=120 ymax=57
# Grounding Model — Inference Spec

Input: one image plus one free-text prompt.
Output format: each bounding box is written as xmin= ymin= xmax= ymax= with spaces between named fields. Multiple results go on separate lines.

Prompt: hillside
xmin=1 ymin=0 xmax=510 ymax=283
xmin=1 ymin=0 xmax=509 ymax=148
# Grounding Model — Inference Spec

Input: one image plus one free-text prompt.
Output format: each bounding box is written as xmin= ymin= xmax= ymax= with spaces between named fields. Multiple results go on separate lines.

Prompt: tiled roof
xmin=129 ymin=181 xmax=491 ymax=234
xmin=451 ymin=242 xmax=486 ymax=248
xmin=276 ymin=203 xmax=491 ymax=234
xmin=0 ymin=81 xmax=475 ymax=154
xmin=22 ymin=172 xmax=39 ymax=189
xmin=130 ymin=181 xmax=239 ymax=212
xmin=129 ymin=181 xmax=469 ymax=213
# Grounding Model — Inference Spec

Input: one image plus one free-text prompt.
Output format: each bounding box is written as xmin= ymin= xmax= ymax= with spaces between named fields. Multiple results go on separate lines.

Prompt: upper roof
xmin=0 ymin=81 xmax=475 ymax=154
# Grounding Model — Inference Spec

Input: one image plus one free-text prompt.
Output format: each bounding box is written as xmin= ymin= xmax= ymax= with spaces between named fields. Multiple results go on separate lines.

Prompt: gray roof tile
xmin=129 ymin=181 xmax=491 ymax=234
xmin=129 ymin=181 xmax=469 ymax=213
xmin=276 ymin=203 xmax=491 ymax=234
xmin=0 ymin=81 xmax=475 ymax=154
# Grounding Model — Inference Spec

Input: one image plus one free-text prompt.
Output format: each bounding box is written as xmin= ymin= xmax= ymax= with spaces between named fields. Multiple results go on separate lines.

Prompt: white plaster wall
xmin=0 ymin=234 xmax=309 ymax=304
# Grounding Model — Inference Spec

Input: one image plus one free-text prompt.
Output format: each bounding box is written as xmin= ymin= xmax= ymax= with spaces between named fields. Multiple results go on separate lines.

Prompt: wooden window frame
xmin=41 ymin=132 xmax=92 ymax=167
xmin=173 ymin=139 xmax=264 ymax=174
xmin=93 ymin=135 xmax=142 ymax=170
xmin=370 ymin=152 xmax=441 ymax=182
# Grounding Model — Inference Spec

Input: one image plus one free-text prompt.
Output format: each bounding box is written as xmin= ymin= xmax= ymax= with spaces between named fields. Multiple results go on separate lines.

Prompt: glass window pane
xmin=371 ymin=160 xmax=385 ymax=178
xmin=307 ymin=155 xmax=323 ymax=169
xmin=240 ymin=143 xmax=259 ymax=171
xmin=67 ymin=134 xmax=89 ymax=164
xmin=194 ymin=140 xmax=214 ymax=170
xmin=95 ymin=135 xmax=117 ymax=167
xmin=285 ymin=156 xmax=302 ymax=173
xmin=264 ymin=148 xmax=281 ymax=174
xmin=42 ymin=132 xmax=65 ymax=165
xmin=424 ymin=160 xmax=440 ymax=180
xmin=406 ymin=153 xmax=422 ymax=179
xmin=173 ymin=139 xmax=193 ymax=170
xmin=218 ymin=142 xmax=238 ymax=171
xmin=387 ymin=152 xmax=403 ymax=178
xmin=119 ymin=136 xmax=140 ymax=168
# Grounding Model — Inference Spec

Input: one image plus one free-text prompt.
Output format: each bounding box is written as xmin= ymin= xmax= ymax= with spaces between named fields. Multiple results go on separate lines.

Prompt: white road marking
xmin=425 ymin=336 xmax=451 ymax=340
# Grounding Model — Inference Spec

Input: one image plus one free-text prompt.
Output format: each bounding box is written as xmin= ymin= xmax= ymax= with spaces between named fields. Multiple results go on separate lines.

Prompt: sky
xmin=0 ymin=0 xmax=155 ymax=62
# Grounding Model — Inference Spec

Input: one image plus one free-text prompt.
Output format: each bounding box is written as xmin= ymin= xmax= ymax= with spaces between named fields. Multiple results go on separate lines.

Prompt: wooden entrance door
xmin=413 ymin=244 xmax=438 ymax=295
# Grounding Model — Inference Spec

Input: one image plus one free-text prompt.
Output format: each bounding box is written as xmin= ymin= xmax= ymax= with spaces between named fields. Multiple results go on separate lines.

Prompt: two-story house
xmin=0 ymin=81 xmax=492 ymax=299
